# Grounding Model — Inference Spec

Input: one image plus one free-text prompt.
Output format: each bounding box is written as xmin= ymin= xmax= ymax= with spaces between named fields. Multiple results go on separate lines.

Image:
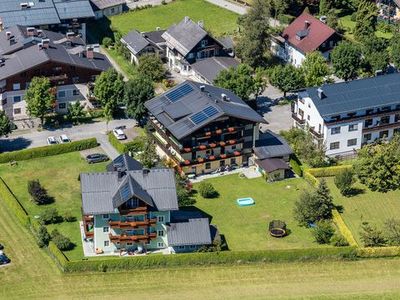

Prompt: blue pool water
xmin=236 ymin=197 xmax=255 ymax=206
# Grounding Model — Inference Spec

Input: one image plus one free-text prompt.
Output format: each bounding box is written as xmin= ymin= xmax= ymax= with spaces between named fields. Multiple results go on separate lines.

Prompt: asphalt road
xmin=0 ymin=119 xmax=137 ymax=159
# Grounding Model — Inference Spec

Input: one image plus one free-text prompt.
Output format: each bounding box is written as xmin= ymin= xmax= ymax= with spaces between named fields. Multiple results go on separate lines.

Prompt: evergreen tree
xmin=0 ymin=110 xmax=12 ymax=137
xmin=354 ymin=0 xmax=378 ymax=41
xmin=138 ymin=135 xmax=158 ymax=168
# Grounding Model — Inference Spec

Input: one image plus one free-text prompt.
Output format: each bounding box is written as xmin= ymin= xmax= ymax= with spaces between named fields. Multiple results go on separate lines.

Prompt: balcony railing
xmin=292 ymin=113 xmax=305 ymax=124
xmin=109 ymin=233 xmax=157 ymax=243
xmin=362 ymin=121 xmax=400 ymax=133
xmin=119 ymin=206 xmax=148 ymax=216
xmin=325 ymin=108 xmax=400 ymax=125
xmin=181 ymin=150 xmax=242 ymax=166
xmin=109 ymin=219 xmax=157 ymax=229
xmin=309 ymin=127 xmax=323 ymax=139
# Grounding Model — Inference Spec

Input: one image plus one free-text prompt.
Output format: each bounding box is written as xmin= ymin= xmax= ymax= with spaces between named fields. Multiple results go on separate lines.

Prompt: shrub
xmin=289 ymin=155 xmax=302 ymax=177
xmin=307 ymin=165 xmax=352 ymax=178
xmin=360 ymin=222 xmax=387 ymax=247
xmin=51 ymin=229 xmax=73 ymax=251
xmin=48 ymin=241 xmax=69 ymax=268
xmin=36 ymin=225 xmax=51 ymax=247
xmin=198 ymin=182 xmax=218 ymax=198
xmin=0 ymin=138 xmax=97 ymax=163
xmin=334 ymin=168 xmax=355 ymax=196
xmin=312 ymin=220 xmax=335 ymax=244
xmin=384 ymin=218 xmax=400 ymax=246
xmin=177 ymin=186 xmax=196 ymax=207
xmin=40 ymin=208 xmax=61 ymax=224
xmin=331 ymin=234 xmax=350 ymax=247
xmin=102 ymin=37 xmax=113 ymax=48
xmin=63 ymin=212 xmax=76 ymax=222
xmin=27 ymin=180 xmax=52 ymax=205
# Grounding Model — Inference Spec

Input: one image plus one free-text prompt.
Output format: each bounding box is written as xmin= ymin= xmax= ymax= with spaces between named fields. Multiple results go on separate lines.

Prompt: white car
xmin=59 ymin=134 xmax=71 ymax=143
xmin=47 ymin=136 xmax=58 ymax=145
xmin=113 ymin=129 xmax=126 ymax=140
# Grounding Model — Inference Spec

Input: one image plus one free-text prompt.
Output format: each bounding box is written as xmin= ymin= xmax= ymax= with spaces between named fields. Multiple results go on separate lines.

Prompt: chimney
xmin=66 ymin=31 xmax=75 ymax=39
xmin=37 ymin=29 xmax=43 ymax=36
xmin=317 ymin=88 xmax=325 ymax=100
xmin=20 ymin=2 xmax=29 ymax=9
xmin=197 ymin=20 xmax=204 ymax=28
xmin=156 ymin=26 xmax=160 ymax=31
xmin=221 ymin=93 xmax=227 ymax=101
xmin=27 ymin=27 xmax=35 ymax=36
xmin=0 ymin=57 xmax=5 ymax=67
xmin=6 ymin=31 xmax=11 ymax=40
xmin=38 ymin=42 xmax=43 ymax=50
xmin=184 ymin=16 xmax=189 ymax=23
xmin=0 ymin=19 xmax=3 ymax=32
xmin=304 ymin=20 xmax=310 ymax=29
xmin=41 ymin=38 xmax=50 ymax=49
xmin=86 ymin=46 xmax=94 ymax=59
xmin=200 ymin=85 xmax=205 ymax=92
xmin=142 ymin=168 xmax=150 ymax=176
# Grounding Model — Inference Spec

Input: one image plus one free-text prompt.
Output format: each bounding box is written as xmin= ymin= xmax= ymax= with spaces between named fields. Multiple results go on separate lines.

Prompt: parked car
xmin=0 ymin=254 xmax=10 ymax=265
xmin=59 ymin=134 xmax=71 ymax=143
xmin=47 ymin=136 xmax=58 ymax=145
xmin=86 ymin=153 xmax=109 ymax=164
xmin=113 ymin=128 xmax=127 ymax=140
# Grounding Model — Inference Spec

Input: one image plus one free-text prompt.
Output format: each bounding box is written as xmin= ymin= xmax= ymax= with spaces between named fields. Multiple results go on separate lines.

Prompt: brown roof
xmin=256 ymin=158 xmax=289 ymax=173
xmin=282 ymin=12 xmax=336 ymax=54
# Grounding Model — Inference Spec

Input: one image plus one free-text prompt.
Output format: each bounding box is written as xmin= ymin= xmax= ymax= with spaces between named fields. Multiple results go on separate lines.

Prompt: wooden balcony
xmin=181 ymin=150 xmax=243 ymax=167
xmin=109 ymin=219 xmax=157 ymax=229
xmin=292 ymin=113 xmax=305 ymax=125
xmin=83 ymin=215 xmax=94 ymax=238
xmin=119 ymin=206 xmax=148 ymax=216
xmin=309 ymin=127 xmax=323 ymax=139
xmin=362 ymin=121 xmax=400 ymax=133
xmin=109 ymin=232 xmax=157 ymax=243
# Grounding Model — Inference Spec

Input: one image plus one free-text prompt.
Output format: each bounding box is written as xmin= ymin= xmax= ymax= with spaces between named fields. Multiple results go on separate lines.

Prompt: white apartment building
xmin=292 ymin=73 xmax=400 ymax=157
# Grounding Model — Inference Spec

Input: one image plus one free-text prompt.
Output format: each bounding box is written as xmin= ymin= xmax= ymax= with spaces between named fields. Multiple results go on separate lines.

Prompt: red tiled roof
xmin=282 ymin=12 xmax=336 ymax=54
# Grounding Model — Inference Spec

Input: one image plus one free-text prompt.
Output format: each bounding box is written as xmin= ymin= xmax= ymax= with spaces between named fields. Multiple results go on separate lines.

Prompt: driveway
xmin=1 ymin=119 xmax=137 ymax=159
xmin=260 ymin=104 xmax=292 ymax=134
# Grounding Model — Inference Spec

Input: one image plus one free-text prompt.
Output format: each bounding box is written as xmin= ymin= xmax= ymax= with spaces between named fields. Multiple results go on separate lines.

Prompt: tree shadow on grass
xmin=0 ymin=137 xmax=32 ymax=152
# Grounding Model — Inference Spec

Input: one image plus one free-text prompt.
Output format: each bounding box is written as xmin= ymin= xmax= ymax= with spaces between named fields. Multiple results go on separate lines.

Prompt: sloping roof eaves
xmin=90 ymin=0 xmax=125 ymax=10
xmin=254 ymin=130 xmax=293 ymax=160
xmin=256 ymin=158 xmax=289 ymax=173
xmin=167 ymin=218 xmax=212 ymax=246
xmin=191 ymin=56 xmax=239 ymax=83
xmin=54 ymin=0 xmax=95 ymax=19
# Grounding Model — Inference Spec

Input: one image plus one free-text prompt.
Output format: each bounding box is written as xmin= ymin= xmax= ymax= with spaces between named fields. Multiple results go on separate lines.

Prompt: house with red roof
xmin=271 ymin=12 xmax=340 ymax=67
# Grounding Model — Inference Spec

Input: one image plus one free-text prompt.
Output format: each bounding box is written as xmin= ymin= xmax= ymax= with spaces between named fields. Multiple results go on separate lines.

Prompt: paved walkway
xmin=205 ymin=0 xmax=248 ymax=15
xmin=190 ymin=166 xmax=261 ymax=183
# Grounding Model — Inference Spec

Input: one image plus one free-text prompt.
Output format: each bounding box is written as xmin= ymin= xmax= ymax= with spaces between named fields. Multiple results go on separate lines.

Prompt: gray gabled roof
xmin=121 ymin=30 xmax=151 ymax=55
xmin=53 ymin=0 xmax=95 ymax=20
xmin=106 ymin=153 xmax=143 ymax=172
xmin=81 ymin=168 xmax=179 ymax=215
xmin=145 ymin=80 xmax=266 ymax=140
xmin=90 ymin=0 xmax=125 ymax=10
xmin=162 ymin=17 xmax=209 ymax=56
xmin=191 ymin=56 xmax=239 ymax=83
xmin=167 ymin=218 xmax=212 ymax=246
xmin=254 ymin=130 xmax=293 ymax=160
xmin=256 ymin=158 xmax=289 ymax=173
xmin=303 ymin=73 xmax=400 ymax=118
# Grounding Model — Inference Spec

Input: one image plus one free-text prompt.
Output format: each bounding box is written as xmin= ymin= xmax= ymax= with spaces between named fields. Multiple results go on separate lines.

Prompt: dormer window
xmin=126 ymin=198 xmax=139 ymax=209
xmin=201 ymin=40 xmax=207 ymax=47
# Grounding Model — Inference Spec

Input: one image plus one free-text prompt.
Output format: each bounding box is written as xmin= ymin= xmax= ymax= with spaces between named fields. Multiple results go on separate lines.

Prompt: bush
xmin=334 ymin=168 xmax=355 ymax=196
xmin=307 ymin=165 xmax=352 ymax=178
xmin=384 ymin=218 xmax=400 ymax=246
xmin=51 ymin=229 xmax=73 ymax=251
xmin=177 ymin=185 xmax=196 ymax=207
xmin=0 ymin=138 xmax=98 ymax=163
xmin=48 ymin=241 xmax=69 ymax=268
xmin=289 ymin=155 xmax=302 ymax=177
xmin=360 ymin=222 xmax=387 ymax=247
xmin=312 ymin=220 xmax=335 ymax=244
xmin=331 ymin=234 xmax=350 ymax=247
xmin=36 ymin=225 xmax=51 ymax=247
xmin=63 ymin=212 xmax=76 ymax=222
xmin=102 ymin=37 xmax=113 ymax=48
xmin=40 ymin=208 xmax=61 ymax=225
xmin=27 ymin=180 xmax=52 ymax=205
xmin=198 ymin=182 xmax=218 ymax=198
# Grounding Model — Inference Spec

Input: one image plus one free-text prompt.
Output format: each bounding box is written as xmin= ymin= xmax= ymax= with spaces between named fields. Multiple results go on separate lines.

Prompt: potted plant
xmin=229 ymin=139 xmax=236 ymax=145
xmin=183 ymin=147 xmax=191 ymax=153
xmin=197 ymin=157 xmax=204 ymax=163
xmin=220 ymin=154 xmax=227 ymax=159
xmin=209 ymin=143 xmax=216 ymax=148
xmin=199 ymin=145 xmax=207 ymax=150
xmin=216 ymin=129 xmax=222 ymax=134
xmin=220 ymin=141 xmax=226 ymax=146
xmin=209 ymin=155 xmax=216 ymax=160
xmin=228 ymin=127 xmax=235 ymax=132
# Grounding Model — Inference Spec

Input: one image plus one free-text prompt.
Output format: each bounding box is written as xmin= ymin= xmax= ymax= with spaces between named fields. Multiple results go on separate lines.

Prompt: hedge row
xmin=332 ymin=209 xmax=358 ymax=247
xmin=0 ymin=177 xmax=30 ymax=227
xmin=0 ymin=138 xmax=98 ymax=163
xmin=289 ymin=155 xmax=303 ymax=177
xmin=62 ymin=247 xmax=357 ymax=273
xmin=108 ymin=133 xmax=126 ymax=153
xmin=307 ymin=165 xmax=353 ymax=178
xmin=303 ymin=170 xmax=319 ymax=187
xmin=48 ymin=241 xmax=70 ymax=269
xmin=108 ymin=133 xmax=144 ymax=154
xmin=358 ymin=246 xmax=400 ymax=258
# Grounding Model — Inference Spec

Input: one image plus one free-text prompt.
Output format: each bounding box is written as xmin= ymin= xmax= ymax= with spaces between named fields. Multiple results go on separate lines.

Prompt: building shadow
xmin=0 ymin=137 xmax=32 ymax=152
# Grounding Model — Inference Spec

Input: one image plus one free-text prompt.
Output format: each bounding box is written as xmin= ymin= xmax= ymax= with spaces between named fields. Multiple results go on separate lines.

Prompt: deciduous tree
xmin=354 ymin=0 xmax=378 ymax=41
xmin=124 ymin=76 xmax=154 ymax=122
xmin=331 ymin=42 xmax=361 ymax=81
xmin=0 ymin=110 xmax=12 ymax=137
xmin=137 ymin=54 xmax=165 ymax=82
xmin=302 ymin=51 xmax=330 ymax=87
xmin=267 ymin=64 xmax=304 ymax=97
xmin=25 ymin=77 xmax=55 ymax=125
xmin=67 ymin=101 xmax=86 ymax=125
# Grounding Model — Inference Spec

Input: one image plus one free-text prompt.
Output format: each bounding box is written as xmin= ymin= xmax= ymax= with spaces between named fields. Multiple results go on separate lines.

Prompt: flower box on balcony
xmin=234 ymin=151 xmax=241 ymax=156
xmin=228 ymin=139 xmax=236 ymax=145
xmin=228 ymin=127 xmax=235 ymax=132
xmin=209 ymin=143 xmax=217 ymax=148
xmin=199 ymin=145 xmax=207 ymax=150
xmin=220 ymin=154 xmax=227 ymax=159
xmin=205 ymin=132 xmax=211 ymax=136
xmin=220 ymin=141 xmax=226 ymax=146
xmin=183 ymin=147 xmax=191 ymax=153
xmin=184 ymin=160 xmax=191 ymax=165
xmin=216 ymin=129 xmax=222 ymax=134
xmin=209 ymin=155 xmax=216 ymax=160
xmin=197 ymin=157 xmax=204 ymax=163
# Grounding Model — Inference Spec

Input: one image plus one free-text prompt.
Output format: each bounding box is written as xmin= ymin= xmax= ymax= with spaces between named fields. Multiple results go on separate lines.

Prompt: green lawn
xmin=0 ymin=152 xmax=108 ymax=260
xmin=339 ymin=15 xmax=393 ymax=40
xmin=326 ymin=177 xmax=400 ymax=246
xmin=110 ymin=0 xmax=239 ymax=37
xmin=194 ymin=175 xmax=327 ymax=250
xmin=103 ymin=48 xmax=138 ymax=80
xmin=2 ymin=192 xmax=400 ymax=299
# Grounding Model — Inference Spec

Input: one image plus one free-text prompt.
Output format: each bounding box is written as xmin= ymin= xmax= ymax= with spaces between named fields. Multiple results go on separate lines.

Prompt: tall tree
xmin=0 ymin=110 xmax=12 ymax=137
xmin=389 ymin=33 xmax=400 ymax=68
xmin=214 ymin=64 xmax=266 ymax=101
xmin=362 ymin=36 xmax=390 ymax=74
xmin=354 ymin=0 xmax=378 ymax=41
xmin=236 ymin=0 xmax=271 ymax=67
xmin=331 ymin=42 xmax=361 ymax=81
xmin=94 ymin=69 xmax=124 ymax=121
xmin=124 ymin=76 xmax=154 ymax=122
xmin=25 ymin=77 xmax=55 ymax=125
xmin=67 ymin=101 xmax=86 ymax=125
xmin=302 ymin=52 xmax=330 ymax=87
xmin=138 ymin=135 xmax=158 ymax=168
xmin=137 ymin=54 xmax=165 ymax=82
xmin=267 ymin=64 xmax=304 ymax=97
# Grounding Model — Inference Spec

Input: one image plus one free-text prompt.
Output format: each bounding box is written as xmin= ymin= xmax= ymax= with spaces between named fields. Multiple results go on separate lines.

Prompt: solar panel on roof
xmin=190 ymin=111 xmax=208 ymax=124
xmin=203 ymin=105 xmax=218 ymax=117
xmin=165 ymin=83 xmax=194 ymax=102
xmin=120 ymin=183 xmax=131 ymax=200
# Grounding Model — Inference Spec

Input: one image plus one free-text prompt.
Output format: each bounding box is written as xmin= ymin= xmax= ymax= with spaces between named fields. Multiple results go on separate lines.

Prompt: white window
xmin=13 ymin=95 xmax=22 ymax=103
xmin=13 ymin=83 xmax=20 ymax=90
xmin=331 ymin=127 xmax=341 ymax=135
xmin=157 ymin=242 xmax=164 ymax=248
xmin=103 ymin=226 xmax=109 ymax=233
xmin=102 ymin=214 xmax=109 ymax=219
xmin=58 ymin=91 xmax=66 ymax=98
xmin=348 ymin=124 xmax=358 ymax=132
xmin=104 ymin=241 xmax=109 ymax=247
xmin=347 ymin=138 xmax=357 ymax=147
xmin=330 ymin=142 xmax=340 ymax=150
xmin=157 ymin=216 xmax=164 ymax=223
xmin=157 ymin=230 xmax=164 ymax=237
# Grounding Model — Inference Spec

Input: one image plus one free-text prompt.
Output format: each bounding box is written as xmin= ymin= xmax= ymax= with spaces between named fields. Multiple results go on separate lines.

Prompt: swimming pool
xmin=236 ymin=197 xmax=255 ymax=206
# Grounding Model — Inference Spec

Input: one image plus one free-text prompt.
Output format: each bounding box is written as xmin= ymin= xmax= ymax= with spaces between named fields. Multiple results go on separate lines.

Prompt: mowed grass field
xmin=194 ymin=175 xmax=327 ymax=250
xmin=110 ymin=0 xmax=239 ymax=37
xmin=2 ymin=192 xmax=400 ymax=299
xmin=326 ymin=177 xmax=400 ymax=246
xmin=0 ymin=152 xmax=108 ymax=260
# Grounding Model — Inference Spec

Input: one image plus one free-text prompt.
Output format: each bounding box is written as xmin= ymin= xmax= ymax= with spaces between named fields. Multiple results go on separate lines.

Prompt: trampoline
xmin=269 ymin=220 xmax=287 ymax=238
